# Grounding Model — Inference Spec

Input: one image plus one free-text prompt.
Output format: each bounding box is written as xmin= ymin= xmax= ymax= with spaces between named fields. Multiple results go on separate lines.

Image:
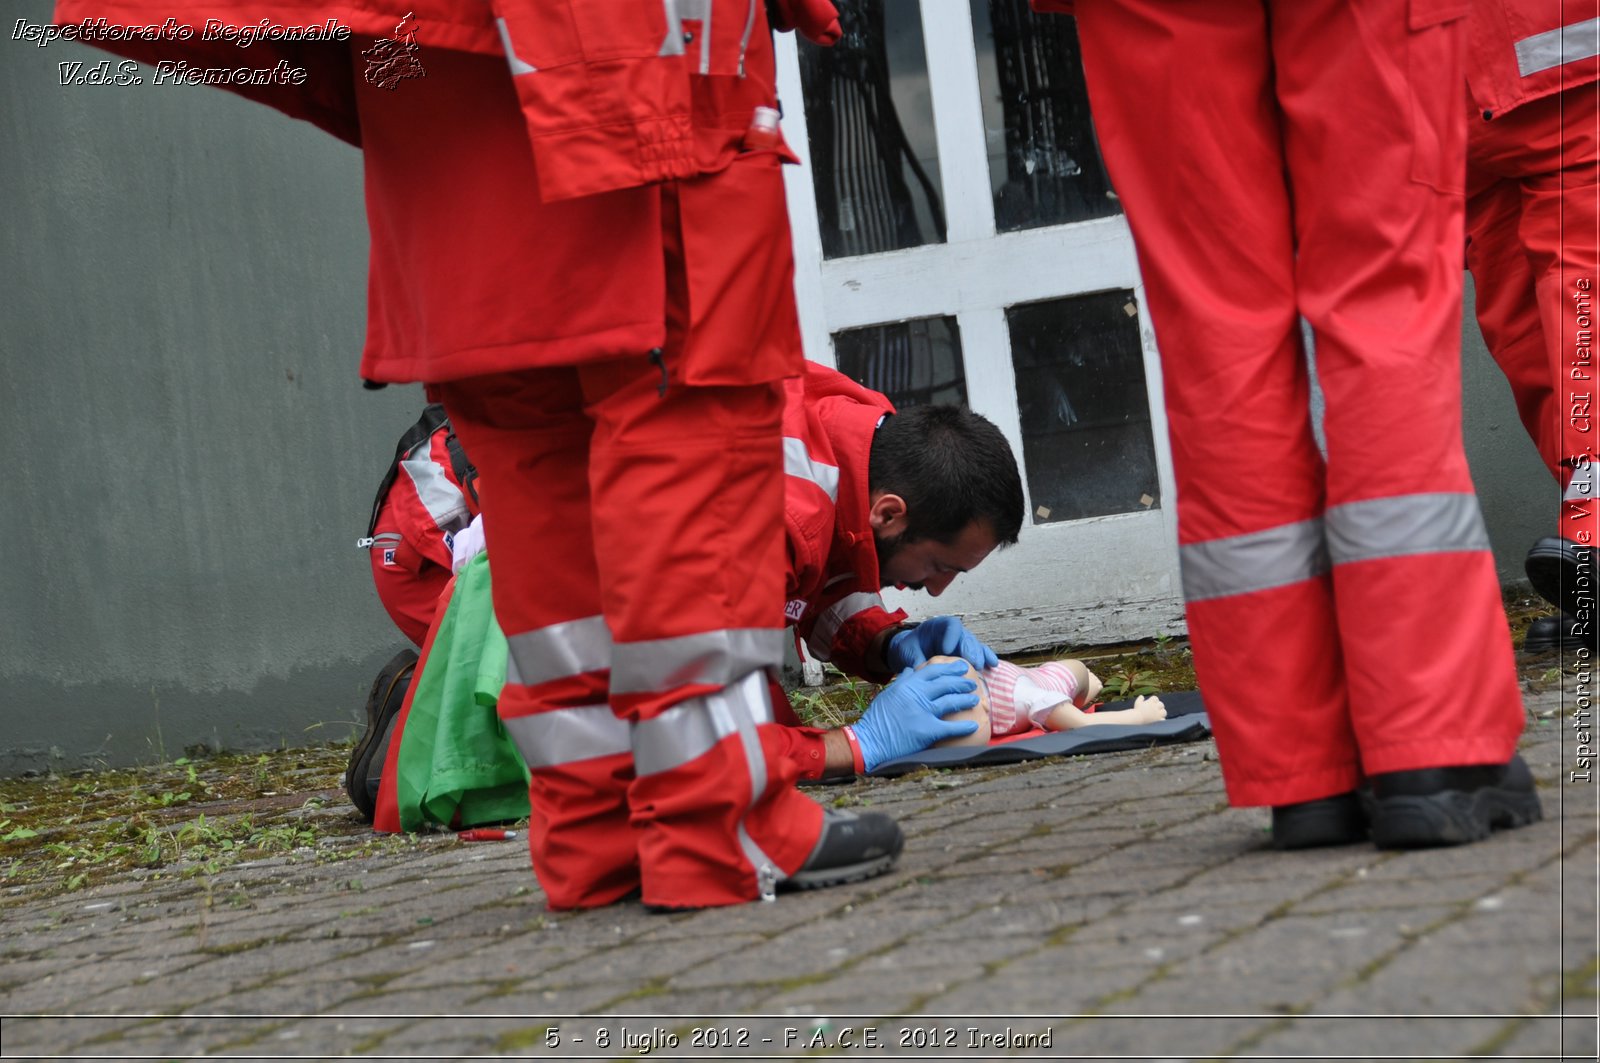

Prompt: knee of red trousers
xmin=627 ymin=723 xmax=823 ymax=909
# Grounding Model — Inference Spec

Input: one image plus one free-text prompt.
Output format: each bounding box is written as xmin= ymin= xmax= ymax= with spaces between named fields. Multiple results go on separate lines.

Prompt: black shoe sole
xmin=346 ymin=648 xmax=417 ymax=821
xmin=783 ymin=847 xmax=903 ymax=891
xmin=1523 ymin=625 xmax=1596 ymax=656
xmin=783 ymin=811 xmax=906 ymax=891
xmin=1370 ymin=784 xmax=1543 ymax=849
xmin=1526 ymin=540 xmax=1594 ymax=620
xmin=1271 ymin=793 xmax=1368 ymax=850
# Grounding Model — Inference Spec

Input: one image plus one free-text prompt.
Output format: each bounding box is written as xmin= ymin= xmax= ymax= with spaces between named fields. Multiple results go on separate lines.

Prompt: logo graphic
xmin=362 ymin=11 xmax=424 ymax=90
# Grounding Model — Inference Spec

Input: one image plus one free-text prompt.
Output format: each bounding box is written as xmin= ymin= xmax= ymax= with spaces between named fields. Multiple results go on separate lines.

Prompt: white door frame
xmin=774 ymin=6 xmax=1185 ymax=651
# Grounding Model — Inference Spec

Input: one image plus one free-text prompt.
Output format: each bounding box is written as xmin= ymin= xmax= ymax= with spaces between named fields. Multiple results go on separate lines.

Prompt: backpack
xmin=364 ymin=405 xmax=478 ymax=542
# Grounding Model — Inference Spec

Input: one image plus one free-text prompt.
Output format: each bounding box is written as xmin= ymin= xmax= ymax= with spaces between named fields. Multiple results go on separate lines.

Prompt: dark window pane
xmin=834 ymin=317 xmax=966 ymax=409
xmin=799 ymin=1 xmax=946 ymax=258
xmin=972 ymin=1 xmax=1120 ymax=232
xmin=1009 ymin=292 xmax=1158 ymax=523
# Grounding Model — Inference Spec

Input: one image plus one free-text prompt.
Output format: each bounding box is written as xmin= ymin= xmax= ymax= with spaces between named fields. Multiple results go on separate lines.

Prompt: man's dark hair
xmin=868 ymin=404 xmax=1024 ymax=546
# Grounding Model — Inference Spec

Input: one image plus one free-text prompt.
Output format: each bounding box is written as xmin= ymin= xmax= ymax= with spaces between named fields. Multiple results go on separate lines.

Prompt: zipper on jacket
xmin=738 ymin=0 xmax=756 ymax=77
xmin=757 ymin=863 xmax=777 ymax=902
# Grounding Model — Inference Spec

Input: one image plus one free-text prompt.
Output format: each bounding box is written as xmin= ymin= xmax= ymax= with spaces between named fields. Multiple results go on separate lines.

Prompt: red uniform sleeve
xmin=795 ymin=583 xmax=907 ymax=684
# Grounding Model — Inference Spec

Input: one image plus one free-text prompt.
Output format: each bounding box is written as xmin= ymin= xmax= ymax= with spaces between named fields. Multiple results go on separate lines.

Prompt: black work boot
xmin=1271 ymin=792 xmax=1368 ymax=849
xmin=1523 ymin=612 xmax=1597 ymax=655
xmin=1368 ymin=754 xmax=1543 ymax=849
xmin=1525 ymin=536 xmax=1595 ymax=619
xmin=345 ymin=648 xmax=417 ymax=821
xmin=782 ymin=809 xmax=904 ymax=891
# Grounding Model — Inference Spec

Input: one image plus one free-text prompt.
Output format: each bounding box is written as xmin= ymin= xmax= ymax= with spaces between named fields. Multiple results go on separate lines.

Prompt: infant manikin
xmin=929 ymin=656 xmax=1167 ymax=748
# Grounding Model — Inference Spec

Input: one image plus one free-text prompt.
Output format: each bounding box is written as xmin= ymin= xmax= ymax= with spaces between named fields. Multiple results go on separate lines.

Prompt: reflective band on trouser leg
xmin=1177 ymin=519 xmax=1357 ymax=806
xmin=497 ymin=650 xmax=640 ymax=910
xmin=1322 ymin=490 xmax=1524 ymax=774
xmin=609 ymin=627 xmax=786 ymax=695
xmin=626 ymin=670 xmax=823 ymax=908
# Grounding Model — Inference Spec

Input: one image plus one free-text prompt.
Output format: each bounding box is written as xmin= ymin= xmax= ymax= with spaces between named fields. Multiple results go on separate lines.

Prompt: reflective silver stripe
xmin=658 ymin=0 xmax=684 ymax=56
xmin=494 ymin=17 xmax=536 ymax=74
xmin=503 ymin=705 xmax=630 ymax=769
xmin=1566 ymin=461 xmax=1596 ymax=502
xmin=737 ymin=0 xmax=756 ymax=78
xmin=1180 ymin=518 xmax=1329 ymax=603
xmin=609 ymin=628 xmax=784 ymax=695
xmin=1325 ymin=493 xmax=1490 ymax=567
xmin=784 ymin=437 xmax=840 ymax=502
xmin=506 ymin=615 xmax=613 ymax=686
xmin=1516 ymin=18 xmax=1600 ymax=77
xmin=631 ymin=671 xmax=775 ymax=775
xmin=631 ymin=672 xmax=785 ymax=892
xmin=658 ymin=0 xmax=710 ymax=68
xmin=807 ymin=591 xmax=886 ymax=662
xmin=401 ymin=450 xmax=469 ymax=533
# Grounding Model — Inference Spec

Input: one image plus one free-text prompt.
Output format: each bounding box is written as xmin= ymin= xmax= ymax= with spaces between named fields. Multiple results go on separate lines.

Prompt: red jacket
xmin=782 ymin=363 xmax=909 ymax=682
xmin=1467 ymin=0 xmax=1600 ymax=118
xmin=51 ymin=0 xmax=784 ymax=201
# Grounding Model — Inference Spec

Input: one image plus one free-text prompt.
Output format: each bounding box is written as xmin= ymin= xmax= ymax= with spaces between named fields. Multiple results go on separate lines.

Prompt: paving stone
xmin=0 ymin=722 xmax=1588 ymax=1059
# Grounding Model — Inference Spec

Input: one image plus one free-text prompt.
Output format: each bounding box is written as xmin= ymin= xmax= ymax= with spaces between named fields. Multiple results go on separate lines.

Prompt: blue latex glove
xmin=850 ymin=661 xmax=981 ymax=771
xmin=886 ymin=616 xmax=999 ymax=673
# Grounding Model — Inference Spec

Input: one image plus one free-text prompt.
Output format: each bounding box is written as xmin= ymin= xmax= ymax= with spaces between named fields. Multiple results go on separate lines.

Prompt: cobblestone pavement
xmin=2 ymin=686 xmax=1596 ymax=1062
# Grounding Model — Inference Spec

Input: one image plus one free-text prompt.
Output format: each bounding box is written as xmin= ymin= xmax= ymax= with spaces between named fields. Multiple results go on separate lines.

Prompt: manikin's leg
xmin=1043 ymin=695 xmax=1166 ymax=731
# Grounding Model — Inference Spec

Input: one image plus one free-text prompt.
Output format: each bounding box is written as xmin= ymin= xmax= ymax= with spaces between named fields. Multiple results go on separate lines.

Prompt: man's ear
xmin=868 ymin=490 xmax=909 ymax=536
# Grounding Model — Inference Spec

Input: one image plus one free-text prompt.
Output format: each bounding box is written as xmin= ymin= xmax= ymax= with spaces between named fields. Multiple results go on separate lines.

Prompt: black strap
xmin=444 ymin=429 xmax=479 ymax=509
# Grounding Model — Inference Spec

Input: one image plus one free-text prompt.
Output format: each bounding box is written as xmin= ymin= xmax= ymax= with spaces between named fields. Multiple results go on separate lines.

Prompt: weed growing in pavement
xmin=0 ymin=743 xmax=390 ymax=903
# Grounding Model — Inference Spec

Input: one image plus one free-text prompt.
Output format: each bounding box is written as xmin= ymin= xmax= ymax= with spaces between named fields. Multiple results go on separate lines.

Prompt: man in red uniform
xmin=767 ymin=362 xmax=1027 ymax=778
xmin=57 ymin=0 xmax=902 ymax=909
xmin=1045 ymin=0 xmax=1542 ymax=849
xmin=1464 ymin=2 xmax=1600 ymax=651
xmin=364 ymin=406 xmax=478 ymax=650
xmin=359 ymin=362 xmax=1026 ymax=821
xmin=347 ymin=406 xmax=479 ymax=823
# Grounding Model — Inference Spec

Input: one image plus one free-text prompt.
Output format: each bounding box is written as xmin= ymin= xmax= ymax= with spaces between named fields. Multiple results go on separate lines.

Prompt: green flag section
xmin=391 ymin=554 xmax=530 ymax=832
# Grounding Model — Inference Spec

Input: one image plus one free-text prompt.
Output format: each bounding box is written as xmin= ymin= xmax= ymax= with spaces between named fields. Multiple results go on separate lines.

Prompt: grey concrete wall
xmin=0 ymin=1 xmax=1559 ymax=775
xmin=2 ymin=3 xmax=424 ymax=775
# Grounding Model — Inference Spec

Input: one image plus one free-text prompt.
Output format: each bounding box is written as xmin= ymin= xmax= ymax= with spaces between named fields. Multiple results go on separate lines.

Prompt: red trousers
xmin=368 ymin=491 xmax=453 ymax=648
xmin=439 ymin=364 xmax=821 ymax=908
xmin=1075 ymin=0 xmax=1526 ymax=806
xmin=1467 ymin=83 xmax=1600 ymax=544
xmin=359 ymin=39 xmax=822 ymax=907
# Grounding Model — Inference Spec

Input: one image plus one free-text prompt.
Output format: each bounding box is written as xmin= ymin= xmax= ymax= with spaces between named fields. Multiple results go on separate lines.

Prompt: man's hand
xmin=848 ymin=661 xmax=980 ymax=771
xmin=886 ymin=616 xmax=999 ymax=673
xmin=767 ymin=0 xmax=842 ymax=45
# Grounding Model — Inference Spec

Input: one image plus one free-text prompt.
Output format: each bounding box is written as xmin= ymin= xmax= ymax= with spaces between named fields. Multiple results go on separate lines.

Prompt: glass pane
xmin=798 ymin=1 xmax=946 ymax=259
xmin=833 ymin=316 xmax=966 ymax=409
xmin=1008 ymin=292 xmax=1158 ymax=523
xmin=971 ymin=0 xmax=1120 ymax=233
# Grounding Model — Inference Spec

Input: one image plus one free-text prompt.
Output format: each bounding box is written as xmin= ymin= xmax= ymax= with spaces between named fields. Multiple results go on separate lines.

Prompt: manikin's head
xmin=866 ymin=404 xmax=1024 ymax=597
